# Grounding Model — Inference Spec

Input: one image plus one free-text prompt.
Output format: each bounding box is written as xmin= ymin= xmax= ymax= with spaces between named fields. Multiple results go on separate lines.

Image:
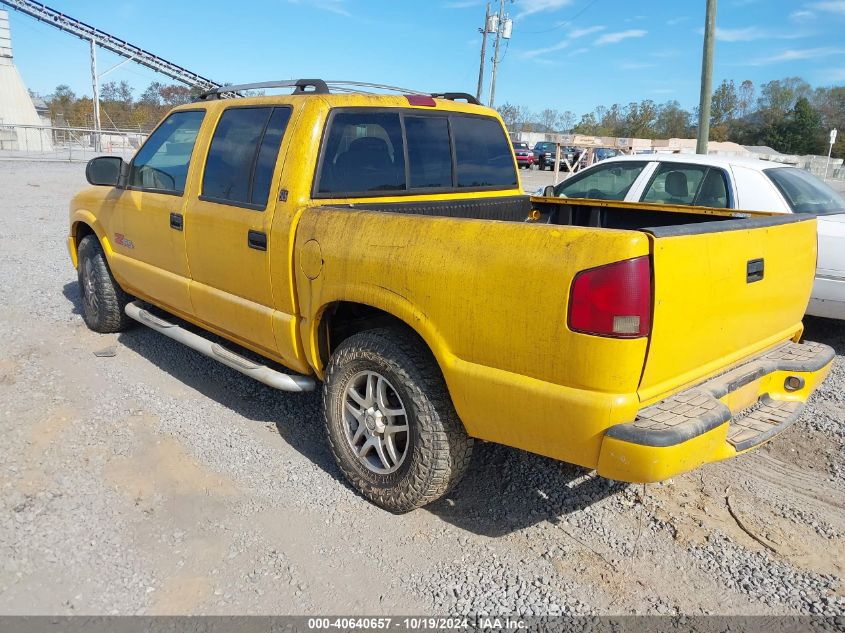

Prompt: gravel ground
xmin=0 ymin=160 xmax=843 ymax=616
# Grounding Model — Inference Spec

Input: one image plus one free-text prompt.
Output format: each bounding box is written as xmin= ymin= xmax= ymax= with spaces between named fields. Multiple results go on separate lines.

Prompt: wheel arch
xmin=308 ymin=299 xmax=451 ymax=384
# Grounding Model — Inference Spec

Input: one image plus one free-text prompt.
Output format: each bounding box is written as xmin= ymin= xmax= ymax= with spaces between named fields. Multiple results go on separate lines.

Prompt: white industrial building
xmin=0 ymin=9 xmax=53 ymax=151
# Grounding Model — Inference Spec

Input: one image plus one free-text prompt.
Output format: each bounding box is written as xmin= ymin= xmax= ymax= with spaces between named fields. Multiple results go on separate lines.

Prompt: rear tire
xmin=323 ymin=328 xmax=473 ymax=513
xmin=77 ymin=235 xmax=133 ymax=333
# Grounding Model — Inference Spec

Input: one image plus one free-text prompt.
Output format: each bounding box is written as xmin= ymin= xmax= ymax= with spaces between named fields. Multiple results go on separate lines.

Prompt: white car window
xmin=640 ymin=163 xmax=730 ymax=208
xmin=552 ymin=162 xmax=648 ymax=200
xmin=731 ymin=165 xmax=789 ymax=213
xmin=765 ymin=167 xmax=845 ymax=215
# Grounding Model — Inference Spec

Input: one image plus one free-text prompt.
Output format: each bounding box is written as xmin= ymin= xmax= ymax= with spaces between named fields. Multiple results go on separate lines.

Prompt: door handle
xmin=248 ymin=230 xmax=267 ymax=251
xmin=170 ymin=212 xmax=183 ymax=231
xmin=746 ymin=258 xmax=764 ymax=283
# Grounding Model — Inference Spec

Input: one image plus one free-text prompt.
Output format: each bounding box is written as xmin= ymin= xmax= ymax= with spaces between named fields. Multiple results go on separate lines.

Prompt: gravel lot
xmin=0 ymin=160 xmax=843 ymax=616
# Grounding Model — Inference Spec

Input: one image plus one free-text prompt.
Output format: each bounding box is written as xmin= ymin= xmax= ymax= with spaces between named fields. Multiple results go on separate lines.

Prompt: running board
xmin=124 ymin=301 xmax=316 ymax=392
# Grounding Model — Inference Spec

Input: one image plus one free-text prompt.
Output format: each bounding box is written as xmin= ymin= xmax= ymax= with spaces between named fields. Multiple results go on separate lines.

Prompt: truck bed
xmin=332 ymin=194 xmax=806 ymax=236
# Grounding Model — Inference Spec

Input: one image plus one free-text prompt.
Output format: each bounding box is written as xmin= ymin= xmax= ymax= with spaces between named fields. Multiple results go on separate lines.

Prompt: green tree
xmin=711 ymin=79 xmax=738 ymax=125
xmin=622 ymin=100 xmax=658 ymax=137
xmin=812 ymin=86 xmax=845 ymax=158
xmin=764 ymin=97 xmax=823 ymax=155
xmin=655 ymin=101 xmax=691 ymax=138
xmin=737 ymin=79 xmax=755 ymax=118
xmin=573 ymin=112 xmax=599 ymax=135
xmin=757 ymin=77 xmax=812 ymax=127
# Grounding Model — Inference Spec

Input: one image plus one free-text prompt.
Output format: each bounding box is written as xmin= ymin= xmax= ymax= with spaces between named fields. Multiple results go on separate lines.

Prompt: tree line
xmin=44 ymin=80 xmax=201 ymax=131
xmin=498 ymin=76 xmax=844 ymax=158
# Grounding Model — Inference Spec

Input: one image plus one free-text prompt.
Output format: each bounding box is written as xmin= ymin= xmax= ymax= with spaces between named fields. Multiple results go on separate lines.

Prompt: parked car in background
xmin=532 ymin=141 xmax=557 ymax=170
xmin=548 ymin=153 xmax=845 ymax=320
xmin=593 ymin=148 xmax=621 ymax=162
xmin=532 ymin=142 xmax=581 ymax=170
xmin=511 ymin=141 xmax=534 ymax=169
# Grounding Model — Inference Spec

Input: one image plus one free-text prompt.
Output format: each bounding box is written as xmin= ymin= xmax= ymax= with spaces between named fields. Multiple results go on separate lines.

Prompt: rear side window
xmin=201 ymin=106 xmax=292 ymax=209
xmin=129 ymin=110 xmax=205 ymax=194
xmin=554 ymin=162 xmax=646 ymax=200
xmin=765 ymin=167 xmax=845 ymax=215
xmin=641 ymin=163 xmax=729 ymax=208
xmin=314 ymin=109 xmax=517 ymax=197
xmin=451 ymin=116 xmax=518 ymax=189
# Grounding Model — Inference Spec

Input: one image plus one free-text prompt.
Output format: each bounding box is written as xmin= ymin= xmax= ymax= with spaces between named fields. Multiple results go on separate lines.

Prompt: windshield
xmin=765 ymin=167 xmax=845 ymax=215
xmin=513 ymin=142 xmax=529 ymax=150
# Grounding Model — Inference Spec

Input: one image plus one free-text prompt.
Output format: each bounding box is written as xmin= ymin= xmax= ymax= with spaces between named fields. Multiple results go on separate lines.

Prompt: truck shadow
xmin=803 ymin=316 xmax=845 ymax=356
xmin=62 ymin=281 xmax=83 ymax=315
xmin=63 ymin=281 xmax=627 ymax=536
xmin=428 ymin=442 xmax=627 ymax=537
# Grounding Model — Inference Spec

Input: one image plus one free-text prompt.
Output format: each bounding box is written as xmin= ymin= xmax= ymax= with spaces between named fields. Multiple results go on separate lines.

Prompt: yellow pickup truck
xmin=68 ymin=80 xmax=834 ymax=512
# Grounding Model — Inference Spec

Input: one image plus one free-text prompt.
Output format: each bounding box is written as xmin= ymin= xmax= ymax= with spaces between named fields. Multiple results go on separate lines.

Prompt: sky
xmin=5 ymin=0 xmax=845 ymax=117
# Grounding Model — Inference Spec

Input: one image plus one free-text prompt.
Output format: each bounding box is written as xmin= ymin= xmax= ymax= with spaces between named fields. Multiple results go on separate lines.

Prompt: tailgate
xmin=638 ymin=215 xmax=817 ymax=403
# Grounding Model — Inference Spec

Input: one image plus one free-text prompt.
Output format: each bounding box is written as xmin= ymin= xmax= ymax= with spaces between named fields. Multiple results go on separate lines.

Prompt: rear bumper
xmin=596 ymin=340 xmax=835 ymax=483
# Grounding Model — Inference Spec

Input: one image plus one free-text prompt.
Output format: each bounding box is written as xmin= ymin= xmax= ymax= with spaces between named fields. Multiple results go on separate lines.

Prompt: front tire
xmin=323 ymin=328 xmax=473 ymax=513
xmin=77 ymin=235 xmax=133 ymax=333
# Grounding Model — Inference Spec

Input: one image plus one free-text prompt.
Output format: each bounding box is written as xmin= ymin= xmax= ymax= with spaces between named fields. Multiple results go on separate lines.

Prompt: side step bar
xmin=124 ymin=301 xmax=316 ymax=393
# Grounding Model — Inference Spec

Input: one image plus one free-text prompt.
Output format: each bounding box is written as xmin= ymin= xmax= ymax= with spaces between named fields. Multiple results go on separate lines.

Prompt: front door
xmin=109 ymin=109 xmax=206 ymax=316
xmin=184 ymin=104 xmax=294 ymax=356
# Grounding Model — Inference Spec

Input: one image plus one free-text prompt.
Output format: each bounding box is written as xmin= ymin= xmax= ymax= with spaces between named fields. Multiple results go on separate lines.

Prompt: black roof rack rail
xmin=198 ymin=79 xmax=329 ymax=100
xmin=196 ymin=80 xmax=482 ymax=105
xmin=430 ymin=92 xmax=481 ymax=105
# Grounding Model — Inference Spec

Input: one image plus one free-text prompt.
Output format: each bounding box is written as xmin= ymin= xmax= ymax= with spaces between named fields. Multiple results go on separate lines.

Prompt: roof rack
xmin=197 ymin=79 xmax=481 ymax=105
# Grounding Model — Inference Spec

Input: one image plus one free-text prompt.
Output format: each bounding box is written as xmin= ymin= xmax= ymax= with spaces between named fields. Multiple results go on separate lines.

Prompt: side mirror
xmin=543 ymin=185 xmax=556 ymax=197
xmin=86 ymin=156 xmax=125 ymax=187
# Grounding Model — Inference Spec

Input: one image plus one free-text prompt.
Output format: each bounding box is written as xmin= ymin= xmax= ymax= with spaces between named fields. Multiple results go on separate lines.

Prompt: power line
xmin=522 ymin=0 xmax=601 ymax=35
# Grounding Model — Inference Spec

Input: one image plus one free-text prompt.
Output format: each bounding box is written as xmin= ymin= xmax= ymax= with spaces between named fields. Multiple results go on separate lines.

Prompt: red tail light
xmin=568 ymin=256 xmax=652 ymax=338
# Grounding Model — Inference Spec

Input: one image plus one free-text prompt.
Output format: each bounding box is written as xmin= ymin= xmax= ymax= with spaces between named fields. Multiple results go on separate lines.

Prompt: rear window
xmin=406 ymin=115 xmax=452 ymax=189
xmin=513 ymin=142 xmax=529 ymax=150
xmin=314 ymin=110 xmax=517 ymax=197
xmin=765 ymin=167 xmax=845 ymax=215
xmin=201 ymin=106 xmax=292 ymax=209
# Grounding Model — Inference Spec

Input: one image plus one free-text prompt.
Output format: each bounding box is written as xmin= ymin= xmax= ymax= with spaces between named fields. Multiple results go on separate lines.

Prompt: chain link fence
xmin=0 ymin=123 xmax=146 ymax=162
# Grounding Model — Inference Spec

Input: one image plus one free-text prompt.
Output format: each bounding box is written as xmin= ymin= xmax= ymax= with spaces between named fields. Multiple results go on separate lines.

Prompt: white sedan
xmin=548 ymin=154 xmax=845 ymax=320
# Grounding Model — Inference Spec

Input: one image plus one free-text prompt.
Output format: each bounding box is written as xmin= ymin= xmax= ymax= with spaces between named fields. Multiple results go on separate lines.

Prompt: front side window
xmin=641 ymin=163 xmax=729 ymax=208
xmin=765 ymin=167 xmax=845 ymax=215
xmin=553 ymin=161 xmax=647 ymax=200
xmin=129 ymin=110 xmax=205 ymax=194
xmin=451 ymin=115 xmax=517 ymax=189
xmin=201 ymin=106 xmax=292 ymax=209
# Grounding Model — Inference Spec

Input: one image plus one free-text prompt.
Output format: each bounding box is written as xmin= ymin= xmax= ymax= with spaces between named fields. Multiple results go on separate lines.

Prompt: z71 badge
xmin=114 ymin=233 xmax=135 ymax=249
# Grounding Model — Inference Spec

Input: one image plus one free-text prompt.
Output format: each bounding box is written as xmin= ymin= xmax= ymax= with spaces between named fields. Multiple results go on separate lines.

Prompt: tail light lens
xmin=568 ymin=256 xmax=652 ymax=338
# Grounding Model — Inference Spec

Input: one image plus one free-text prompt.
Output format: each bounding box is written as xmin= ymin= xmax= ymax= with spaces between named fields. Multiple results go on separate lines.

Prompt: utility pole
xmin=488 ymin=0 xmax=508 ymax=109
xmin=476 ymin=3 xmax=491 ymax=103
xmin=90 ymin=37 xmax=101 ymax=152
xmin=696 ymin=0 xmax=717 ymax=154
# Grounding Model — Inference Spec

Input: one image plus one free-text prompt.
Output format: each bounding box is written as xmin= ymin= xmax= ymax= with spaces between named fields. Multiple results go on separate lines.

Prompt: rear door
xmin=637 ymin=215 xmax=818 ymax=403
xmin=184 ymin=104 xmax=294 ymax=356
